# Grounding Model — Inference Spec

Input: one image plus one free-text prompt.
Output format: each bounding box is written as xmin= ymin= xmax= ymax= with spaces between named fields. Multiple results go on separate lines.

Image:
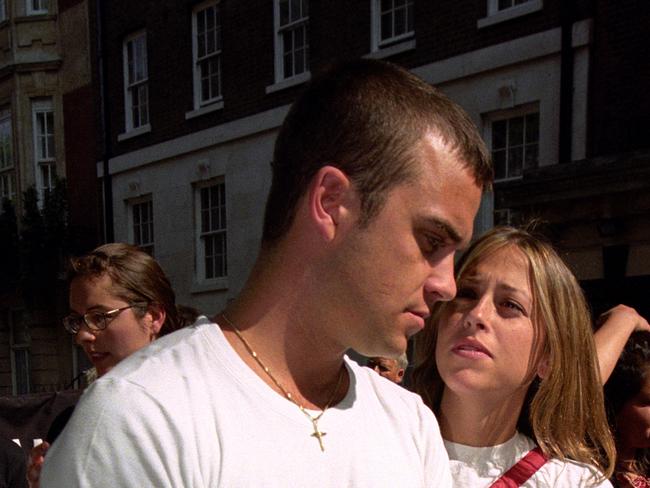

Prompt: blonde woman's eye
xmin=504 ymin=301 xmax=525 ymax=314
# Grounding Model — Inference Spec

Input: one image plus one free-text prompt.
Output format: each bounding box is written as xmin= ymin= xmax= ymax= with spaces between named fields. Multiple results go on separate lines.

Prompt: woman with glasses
xmin=28 ymin=242 xmax=196 ymax=488
xmin=413 ymin=226 xmax=616 ymax=487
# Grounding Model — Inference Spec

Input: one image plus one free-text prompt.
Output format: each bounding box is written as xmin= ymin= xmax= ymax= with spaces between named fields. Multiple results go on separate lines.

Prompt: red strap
xmin=490 ymin=447 xmax=549 ymax=487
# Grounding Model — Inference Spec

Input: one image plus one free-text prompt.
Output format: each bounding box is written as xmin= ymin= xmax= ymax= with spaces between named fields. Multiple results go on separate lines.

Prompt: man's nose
xmin=424 ymin=253 xmax=457 ymax=307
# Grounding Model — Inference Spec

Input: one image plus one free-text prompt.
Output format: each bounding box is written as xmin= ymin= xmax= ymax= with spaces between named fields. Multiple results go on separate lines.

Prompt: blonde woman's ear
xmin=536 ymin=356 xmax=550 ymax=379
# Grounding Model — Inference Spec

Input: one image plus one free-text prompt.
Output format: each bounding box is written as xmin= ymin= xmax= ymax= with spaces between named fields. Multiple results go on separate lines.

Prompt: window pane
xmin=493 ymin=150 xmax=506 ymax=180
xmin=492 ymin=120 xmax=507 ymax=150
xmin=280 ymin=0 xmax=289 ymax=25
xmin=509 ymin=146 xmax=523 ymax=177
xmin=381 ymin=0 xmax=392 ymax=13
xmin=498 ymin=0 xmax=512 ymax=10
xmin=381 ymin=12 xmax=392 ymax=40
xmin=509 ymin=117 xmax=524 ymax=146
xmin=524 ymin=143 xmax=538 ymax=170
xmin=14 ymin=349 xmax=30 ymax=394
xmin=525 ymin=112 xmax=539 ymax=144
xmin=295 ymin=24 xmax=304 ymax=48
xmin=394 ymin=7 xmax=406 ymax=36
xmin=290 ymin=0 xmax=301 ymax=21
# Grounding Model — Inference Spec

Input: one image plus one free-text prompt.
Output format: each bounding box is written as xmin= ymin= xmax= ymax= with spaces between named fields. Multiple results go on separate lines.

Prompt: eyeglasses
xmin=63 ymin=303 xmax=148 ymax=334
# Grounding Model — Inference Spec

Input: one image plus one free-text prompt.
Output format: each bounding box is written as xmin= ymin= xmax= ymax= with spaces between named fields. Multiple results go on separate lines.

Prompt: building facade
xmin=99 ymin=0 xmax=646 ymax=318
xmin=3 ymin=0 xmax=647 ymax=393
xmin=0 ymin=0 xmax=99 ymax=395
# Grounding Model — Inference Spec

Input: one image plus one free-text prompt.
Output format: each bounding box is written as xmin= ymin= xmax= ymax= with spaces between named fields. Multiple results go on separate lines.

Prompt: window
xmin=26 ymin=0 xmax=47 ymax=15
xmin=372 ymin=0 xmax=414 ymax=49
xmin=0 ymin=111 xmax=13 ymax=202
xmin=131 ymin=197 xmax=154 ymax=255
xmin=123 ymin=32 xmax=149 ymax=132
xmin=489 ymin=111 xmax=539 ymax=181
xmin=32 ymin=100 xmax=56 ymax=202
xmin=479 ymin=0 xmax=542 ymax=28
xmin=274 ymin=0 xmax=309 ymax=82
xmin=8 ymin=310 xmax=30 ymax=395
xmin=196 ymin=179 xmax=227 ymax=281
xmin=0 ymin=0 xmax=7 ymax=22
xmin=192 ymin=2 xmax=222 ymax=109
xmin=489 ymin=0 xmax=534 ymax=14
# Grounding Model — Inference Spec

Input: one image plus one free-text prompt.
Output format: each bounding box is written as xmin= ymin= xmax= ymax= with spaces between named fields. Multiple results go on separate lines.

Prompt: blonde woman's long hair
xmin=413 ymin=226 xmax=616 ymax=479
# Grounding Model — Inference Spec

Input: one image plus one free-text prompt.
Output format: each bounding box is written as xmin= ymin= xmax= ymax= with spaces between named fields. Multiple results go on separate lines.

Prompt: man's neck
xmin=438 ymin=387 xmax=526 ymax=447
xmin=217 ymin=277 xmax=349 ymax=410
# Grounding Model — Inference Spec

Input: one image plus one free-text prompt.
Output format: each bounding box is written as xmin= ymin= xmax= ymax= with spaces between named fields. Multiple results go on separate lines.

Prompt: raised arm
xmin=594 ymin=304 xmax=649 ymax=384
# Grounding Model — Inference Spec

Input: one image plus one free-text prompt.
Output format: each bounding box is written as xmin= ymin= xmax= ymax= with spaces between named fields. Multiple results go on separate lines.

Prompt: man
xmin=42 ymin=59 xmax=491 ymax=487
xmin=367 ymin=354 xmax=409 ymax=384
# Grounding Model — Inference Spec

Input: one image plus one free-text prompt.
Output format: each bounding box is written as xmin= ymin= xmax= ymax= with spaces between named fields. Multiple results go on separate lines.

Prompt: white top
xmin=42 ymin=317 xmax=451 ymax=487
xmin=444 ymin=431 xmax=612 ymax=487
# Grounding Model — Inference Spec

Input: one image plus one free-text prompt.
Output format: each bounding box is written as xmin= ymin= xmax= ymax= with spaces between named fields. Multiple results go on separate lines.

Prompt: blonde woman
xmin=413 ymin=226 xmax=615 ymax=487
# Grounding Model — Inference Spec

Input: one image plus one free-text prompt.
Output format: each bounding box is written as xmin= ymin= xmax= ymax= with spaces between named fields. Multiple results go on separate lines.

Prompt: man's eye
xmin=420 ymin=234 xmax=445 ymax=255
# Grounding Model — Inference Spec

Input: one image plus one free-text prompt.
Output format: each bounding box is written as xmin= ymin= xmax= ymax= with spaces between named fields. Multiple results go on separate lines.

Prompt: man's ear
xmin=308 ymin=165 xmax=354 ymax=241
xmin=146 ymin=303 xmax=166 ymax=340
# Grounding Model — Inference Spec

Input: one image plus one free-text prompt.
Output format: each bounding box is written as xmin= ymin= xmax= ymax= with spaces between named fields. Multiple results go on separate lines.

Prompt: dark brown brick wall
xmin=99 ymin=1 xmax=607 ymax=158
xmin=588 ymin=0 xmax=650 ymax=157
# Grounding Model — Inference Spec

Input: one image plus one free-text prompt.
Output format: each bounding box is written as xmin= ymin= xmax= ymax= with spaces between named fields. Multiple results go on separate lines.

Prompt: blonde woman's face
xmin=69 ymin=274 xmax=156 ymax=377
xmin=435 ymin=246 xmax=543 ymax=401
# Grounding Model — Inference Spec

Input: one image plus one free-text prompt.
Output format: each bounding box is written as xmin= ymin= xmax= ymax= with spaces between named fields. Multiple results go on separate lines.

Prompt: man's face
xmin=367 ymin=357 xmax=405 ymax=383
xmin=326 ymin=132 xmax=483 ymax=358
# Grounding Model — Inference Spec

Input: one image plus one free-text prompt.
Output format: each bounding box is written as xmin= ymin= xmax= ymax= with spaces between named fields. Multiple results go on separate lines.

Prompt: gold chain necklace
xmin=220 ymin=313 xmax=345 ymax=452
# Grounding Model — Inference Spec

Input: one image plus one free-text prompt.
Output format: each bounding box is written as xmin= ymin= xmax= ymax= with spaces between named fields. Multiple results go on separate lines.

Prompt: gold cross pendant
xmin=310 ymin=420 xmax=327 ymax=452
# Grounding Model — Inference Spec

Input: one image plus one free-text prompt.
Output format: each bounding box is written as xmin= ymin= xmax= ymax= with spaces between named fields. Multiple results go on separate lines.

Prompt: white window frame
xmin=0 ymin=110 xmax=14 ymax=202
xmin=485 ymin=105 xmax=540 ymax=182
xmin=191 ymin=1 xmax=223 ymax=111
xmin=478 ymin=0 xmax=543 ymax=29
xmin=195 ymin=178 xmax=228 ymax=288
xmin=370 ymin=0 xmax=414 ymax=52
xmin=122 ymin=31 xmax=150 ymax=134
xmin=8 ymin=309 xmax=30 ymax=396
xmin=32 ymin=99 xmax=56 ymax=203
xmin=129 ymin=195 xmax=154 ymax=256
xmin=272 ymin=0 xmax=310 ymax=85
xmin=26 ymin=0 xmax=47 ymax=16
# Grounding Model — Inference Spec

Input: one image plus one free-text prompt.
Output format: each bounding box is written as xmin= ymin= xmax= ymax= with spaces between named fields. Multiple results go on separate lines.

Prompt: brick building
xmin=2 ymin=0 xmax=647 ymax=393
xmin=98 ymin=0 xmax=650 ymax=320
xmin=0 ymin=0 xmax=99 ymax=395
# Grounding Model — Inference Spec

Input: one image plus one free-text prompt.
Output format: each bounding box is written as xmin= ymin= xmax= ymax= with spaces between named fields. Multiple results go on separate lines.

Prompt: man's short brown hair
xmin=262 ymin=58 xmax=492 ymax=244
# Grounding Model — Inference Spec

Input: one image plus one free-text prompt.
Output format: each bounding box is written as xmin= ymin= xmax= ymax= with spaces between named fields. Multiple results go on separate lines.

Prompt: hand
xmin=27 ymin=441 xmax=50 ymax=488
xmin=597 ymin=305 xmax=650 ymax=333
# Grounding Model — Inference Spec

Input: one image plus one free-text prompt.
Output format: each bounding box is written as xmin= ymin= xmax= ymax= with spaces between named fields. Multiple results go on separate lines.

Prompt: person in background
xmin=367 ymin=353 xmax=408 ymax=384
xmin=27 ymin=243 xmax=196 ymax=488
xmin=414 ymin=226 xmax=616 ymax=487
xmin=42 ymin=58 xmax=492 ymax=487
xmin=605 ymin=330 xmax=650 ymax=488
xmin=0 ymin=437 xmax=27 ymax=488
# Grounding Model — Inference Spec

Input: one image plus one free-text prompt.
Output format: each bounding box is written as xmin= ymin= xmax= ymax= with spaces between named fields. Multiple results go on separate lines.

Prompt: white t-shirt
xmin=42 ymin=317 xmax=451 ymax=487
xmin=444 ymin=431 xmax=612 ymax=487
